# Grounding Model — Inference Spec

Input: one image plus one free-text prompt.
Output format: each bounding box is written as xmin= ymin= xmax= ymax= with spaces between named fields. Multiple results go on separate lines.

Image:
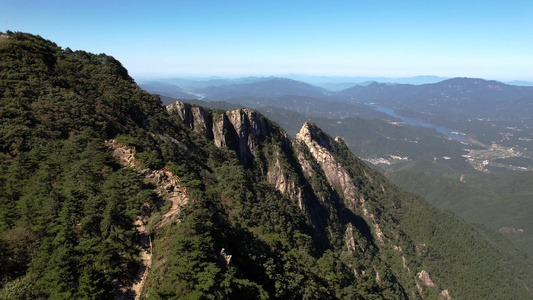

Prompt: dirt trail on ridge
xmin=110 ymin=141 xmax=188 ymax=299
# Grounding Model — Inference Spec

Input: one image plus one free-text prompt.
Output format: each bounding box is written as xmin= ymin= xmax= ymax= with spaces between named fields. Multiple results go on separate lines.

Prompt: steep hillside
xmin=386 ymin=162 xmax=533 ymax=258
xmin=0 ymin=32 xmax=182 ymax=298
xmin=165 ymin=101 xmax=533 ymax=299
xmin=182 ymin=101 xmax=533 ymax=258
xmin=2 ymin=32 xmax=533 ymax=299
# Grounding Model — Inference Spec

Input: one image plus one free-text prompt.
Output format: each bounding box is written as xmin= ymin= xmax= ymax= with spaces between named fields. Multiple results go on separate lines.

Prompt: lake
xmin=368 ymin=105 xmax=467 ymax=141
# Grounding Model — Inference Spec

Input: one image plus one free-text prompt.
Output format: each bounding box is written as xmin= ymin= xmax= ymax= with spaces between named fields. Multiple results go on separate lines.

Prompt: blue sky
xmin=1 ymin=0 xmax=532 ymax=81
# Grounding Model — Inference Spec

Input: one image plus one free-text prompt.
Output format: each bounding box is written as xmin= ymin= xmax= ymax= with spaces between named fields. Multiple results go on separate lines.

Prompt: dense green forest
xmin=0 ymin=31 xmax=172 ymax=298
xmin=386 ymin=160 xmax=533 ymax=258
xmin=2 ymin=32 xmax=533 ymax=299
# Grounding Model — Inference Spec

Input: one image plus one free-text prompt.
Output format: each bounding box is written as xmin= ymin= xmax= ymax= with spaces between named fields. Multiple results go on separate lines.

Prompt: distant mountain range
xmin=148 ymin=76 xmax=267 ymax=90
xmin=139 ymin=81 xmax=198 ymax=99
xmin=283 ymin=74 xmax=452 ymax=90
xmin=507 ymin=80 xmax=533 ymax=86
xmin=197 ymin=77 xmax=328 ymax=100
xmin=147 ymin=76 xmax=533 ymax=166
xmin=139 ymin=75 xmax=533 ymax=92
xmin=141 ymin=77 xmax=533 ymax=126
xmin=337 ymin=77 xmax=533 ymax=125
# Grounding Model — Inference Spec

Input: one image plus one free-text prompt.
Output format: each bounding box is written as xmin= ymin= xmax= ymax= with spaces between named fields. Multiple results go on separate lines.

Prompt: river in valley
xmin=368 ymin=104 xmax=467 ymax=141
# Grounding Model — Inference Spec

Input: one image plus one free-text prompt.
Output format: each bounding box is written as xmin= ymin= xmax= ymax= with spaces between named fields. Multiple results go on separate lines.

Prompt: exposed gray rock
xmin=169 ymin=103 xmax=279 ymax=167
xmin=418 ymin=270 xmax=436 ymax=287
xmin=140 ymin=168 xmax=152 ymax=176
xmin=167 ymin=101 xmax=192 ymax=127
xmin=440 ymin=289 xmax=452 ymax=299
xmin=192 ymin=106 xmax=214 ymax=139
xmin=267 ymin=156 xmax=304 ymax=210
xmin=295 ymin=122 xmax=360 ymax=206
xmin=217 ymin=248 xmax=233 ymax=269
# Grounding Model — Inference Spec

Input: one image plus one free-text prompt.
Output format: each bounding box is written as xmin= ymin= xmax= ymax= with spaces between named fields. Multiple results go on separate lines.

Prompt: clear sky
xmin=2 ymin=0 xmax=532 ymax=81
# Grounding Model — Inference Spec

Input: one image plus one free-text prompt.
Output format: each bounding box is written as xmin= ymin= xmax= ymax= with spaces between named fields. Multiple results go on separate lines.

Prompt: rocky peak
xmin=221 ymin=108 xmax=270 ymax=166
xmin=168 ymin=101 xmax=285 ymax=168
xmin=296 ymin=122 xmax=332 ymax=151
xmin=418 ymin=270 xmax=436 ymax=287
xmin=225 ymin=108 xmax=269 ymax=140
xmin=295 ymin=122 xmax=360 ymax=206
xmin=167 ymin=102 xmax=213 ymax=139
xmin=166 ymin=101 xmax=191 ymax=127
xmin=167 ymin=102 xmax=308 ymax=215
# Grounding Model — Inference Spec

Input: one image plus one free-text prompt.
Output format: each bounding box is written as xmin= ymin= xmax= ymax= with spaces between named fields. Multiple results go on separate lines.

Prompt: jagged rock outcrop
xmin=168 ymin=102 xmax=281 ymax=168
xmin=222 ymin=108 xmax=270 ymax=167
xmin=418 ymin=270 xmax=436 ymax=287
xmin=167 ymin=101 xmax=213 ymax=139
xmin=168 ymin=102 xmax=307 ymax=203
xmin=167 ymin=101 xmax=193 ymax=128
xmin=440 ymin=289 xmax=452 ymax=300
xmin=345 ymin=223 xmax=363 ymax=254
xmin=217 ymin=248 xmax=234 ymax=269
xmin=112 ymin=143 xmax=139 ymax=168
xmin=416 ymin=270 xmax=453 ymax=299
xmin=295 ymin=122 xmax=389 ymax=246
xmin=168 ymin=102 xmax=334 ymax=238
xmin=295 ymin=122 xmax=360 ymax=206
xmin=267 ymin=156 xmax=305 ymax=210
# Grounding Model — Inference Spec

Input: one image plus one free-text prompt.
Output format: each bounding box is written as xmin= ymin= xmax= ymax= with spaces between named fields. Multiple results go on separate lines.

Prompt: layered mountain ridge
xmin=1 ymin=32 xmax=533 ymax=299
xmin=164 ymin=101 xmax=533 ymax=299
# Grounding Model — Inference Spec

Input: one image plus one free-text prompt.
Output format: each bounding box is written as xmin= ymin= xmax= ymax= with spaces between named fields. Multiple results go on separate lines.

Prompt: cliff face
xmin=167 ymin=101 xmax=439 ymax=297
xmin=168 ymin=103 xmax=308 ymax=203
xmin=169 ymin=102 xmax=328 ymax=225
xmin=168 ymin=102 xmax=282 ymax=168
xmin=294 ymin=122 xmax=389 ymax=248
xmin=295 ymin=122 xmax=360 ymax=207
xmin=167 ymin=101 xmax=213 ymax=140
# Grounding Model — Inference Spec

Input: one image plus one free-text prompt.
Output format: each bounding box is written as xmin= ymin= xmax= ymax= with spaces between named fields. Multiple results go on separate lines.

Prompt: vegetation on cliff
xmin=1 ymin=32 xmax=533 ymax=299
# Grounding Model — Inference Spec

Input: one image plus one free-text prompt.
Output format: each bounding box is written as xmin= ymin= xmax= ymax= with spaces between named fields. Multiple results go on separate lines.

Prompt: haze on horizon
xmin=2 ymin=0 xmax=532 ymax=82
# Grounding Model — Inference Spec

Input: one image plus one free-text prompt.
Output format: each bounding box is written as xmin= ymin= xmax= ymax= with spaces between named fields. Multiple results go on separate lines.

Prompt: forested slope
xmin=1 ymin=32 xmax=533 ymax=299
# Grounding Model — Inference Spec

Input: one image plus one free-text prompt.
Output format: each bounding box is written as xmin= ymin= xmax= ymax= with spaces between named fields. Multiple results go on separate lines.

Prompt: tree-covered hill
xmin=197 ymin=77 xmax=328 ymax=100
xmin=337 ymin=78 xmax=533 ymax=118
xmin=0 ymin=31 xmax=184 ymax=298
xmin=2 ymin=32 xmax=533 ymax=299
